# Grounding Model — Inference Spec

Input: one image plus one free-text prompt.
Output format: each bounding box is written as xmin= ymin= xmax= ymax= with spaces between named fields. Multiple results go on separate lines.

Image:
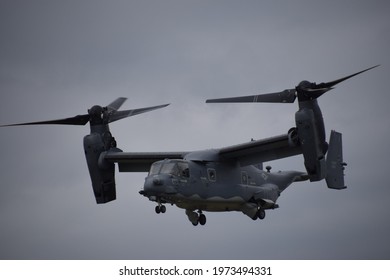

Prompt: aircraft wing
xmin=104 ymin=151 xmax=187 ymax=172
xmin=218 ymin=134 xmax=302 ymax=166
xmin=103 ymin=133 xmax=301 ymax=171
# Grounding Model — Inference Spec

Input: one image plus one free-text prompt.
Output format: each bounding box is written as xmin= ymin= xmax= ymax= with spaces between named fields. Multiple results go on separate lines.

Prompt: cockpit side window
xmin=177 ymin=162 xmax=190 ymax=178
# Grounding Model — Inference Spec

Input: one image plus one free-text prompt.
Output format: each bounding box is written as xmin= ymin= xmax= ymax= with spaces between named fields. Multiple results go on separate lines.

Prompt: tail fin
xmin=325 ymin=130 xmax=347 ymax=189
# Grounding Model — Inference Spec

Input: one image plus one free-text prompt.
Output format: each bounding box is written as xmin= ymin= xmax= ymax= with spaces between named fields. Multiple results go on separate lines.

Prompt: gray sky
xmin=0 ymin=0 xmax=389 ymax=259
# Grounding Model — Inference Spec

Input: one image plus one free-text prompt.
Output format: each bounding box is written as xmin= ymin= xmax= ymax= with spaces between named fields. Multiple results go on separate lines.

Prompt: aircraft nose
xmin=144 ymin=175 xmax=164 ymax=191
xmin=142 ymin=175 xmax=177 ymax=196
xmin=143 ymin=176 xmax=157 ymax=193
xmin=152 ymin=176 xmax=163 ymax=186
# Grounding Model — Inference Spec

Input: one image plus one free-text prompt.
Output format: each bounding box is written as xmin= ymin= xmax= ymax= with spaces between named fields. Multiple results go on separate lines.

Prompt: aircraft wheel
xmin=257 ymin=209 xmax=266 ymax=220
xmin=155 ymin=205 xmax=161 ymax=214
xmin=160 ymin=205 xmax=166 ymax=213
xmin=199 ymin=214 xmax=206 ymax=226
xmin=192 ymin=220 xmax=199 ymax=226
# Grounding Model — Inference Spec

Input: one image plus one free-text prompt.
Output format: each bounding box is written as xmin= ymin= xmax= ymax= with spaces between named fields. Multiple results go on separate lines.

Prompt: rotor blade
xmin=206 ymin=89 xmax=296 ymax=104
xmin=109 ymin=103 xmax=170 ymax=123
xmin=314 ymin=65 xmax=380 ymax=89
xmin=106 ymin=97 xmax=127 ymax=113
xmin=0 ymin=114 xmax=90 ymax=127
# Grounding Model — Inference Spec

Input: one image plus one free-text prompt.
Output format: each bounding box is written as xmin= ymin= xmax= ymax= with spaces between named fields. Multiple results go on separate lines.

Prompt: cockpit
xmin=149 ymin=160 xmax=190 ymax=178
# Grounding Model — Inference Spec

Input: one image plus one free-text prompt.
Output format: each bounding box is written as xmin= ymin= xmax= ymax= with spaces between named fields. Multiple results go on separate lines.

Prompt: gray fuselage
xmin=141 ymin=158 xmax=304 ymax=220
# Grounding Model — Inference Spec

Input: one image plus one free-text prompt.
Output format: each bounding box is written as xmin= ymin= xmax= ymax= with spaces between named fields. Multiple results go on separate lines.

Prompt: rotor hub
xmin=297 ymin=80 xmax=314 ymax=89
xmin=88 ymin=105 xmax=107 ymax=125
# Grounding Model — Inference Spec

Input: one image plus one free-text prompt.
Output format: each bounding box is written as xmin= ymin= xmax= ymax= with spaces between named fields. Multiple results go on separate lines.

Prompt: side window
xmin=241 ymin=171 xmax=248 ymax=185
xmin=177 ymin=162 xmax=190 ymax=178
xmin=207 ymin=168 xmax=217 ymax=182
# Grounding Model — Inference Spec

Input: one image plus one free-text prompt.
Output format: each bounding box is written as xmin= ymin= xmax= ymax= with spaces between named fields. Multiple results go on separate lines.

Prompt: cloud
xmin=1 ymin=0 xmax=389 ymax=259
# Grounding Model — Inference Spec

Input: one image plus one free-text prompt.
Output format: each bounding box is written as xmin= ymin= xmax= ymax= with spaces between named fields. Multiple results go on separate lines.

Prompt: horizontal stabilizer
xmin=326 ymin=130 xmax=347 ymax=189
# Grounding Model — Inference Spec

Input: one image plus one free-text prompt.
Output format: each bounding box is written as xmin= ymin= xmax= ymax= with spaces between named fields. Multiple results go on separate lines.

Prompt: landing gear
xmin=155 ymin=204 xmax=166 ymax=214
xmin=243 ymin=203 xmax=268 ymax=221
xmin=186 ymin=210 xmax=207 ymax=226
xmin=199 ymin=213 xmax=207 ymax=225
xmin=252 ymin=208 xmax=266 ymax=220
xmin=257 ymin=208 xmax=266 ymax=220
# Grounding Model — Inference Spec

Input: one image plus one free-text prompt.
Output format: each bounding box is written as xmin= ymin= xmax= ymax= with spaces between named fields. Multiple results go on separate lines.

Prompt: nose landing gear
xmin=155 ymin=205 xmax=166 ymax=214
xmin=155 ymin=202 xmax=166 ymax=214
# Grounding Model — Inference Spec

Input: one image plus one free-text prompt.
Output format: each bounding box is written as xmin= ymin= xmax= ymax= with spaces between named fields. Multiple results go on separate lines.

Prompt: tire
xmin=199 ymin=214 xmax=206 ymax=225
xmin=257 ymin=209 xmax=266 ymax=220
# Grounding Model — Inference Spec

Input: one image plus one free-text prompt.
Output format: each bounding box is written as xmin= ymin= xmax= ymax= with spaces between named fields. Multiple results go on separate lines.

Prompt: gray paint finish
xmin=0 ymin=0 xmax=389 ymax=259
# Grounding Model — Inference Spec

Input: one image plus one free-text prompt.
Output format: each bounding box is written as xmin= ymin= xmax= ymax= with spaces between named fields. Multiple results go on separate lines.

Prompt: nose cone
xmin=142 ymin=175 xmax=178 ymax=196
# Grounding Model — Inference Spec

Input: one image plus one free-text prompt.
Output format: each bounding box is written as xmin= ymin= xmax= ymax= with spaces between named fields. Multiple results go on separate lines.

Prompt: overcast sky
xmin=0 ymin=0 xmax=389 ymax=260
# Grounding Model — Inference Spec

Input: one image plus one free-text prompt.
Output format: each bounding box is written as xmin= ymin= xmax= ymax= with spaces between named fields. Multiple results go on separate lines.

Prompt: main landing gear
xmin=185 ymin=210 xmax=207 ymax=226
xmin=257 ymin=208 xmax=266 ymax=220
xmin=252 ymin=207 xmax=266 ymax=220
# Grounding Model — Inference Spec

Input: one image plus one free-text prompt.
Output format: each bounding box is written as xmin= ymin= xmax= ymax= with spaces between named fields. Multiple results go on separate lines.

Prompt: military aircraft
xmin=1 ymin=65 xmax=378 ymax=226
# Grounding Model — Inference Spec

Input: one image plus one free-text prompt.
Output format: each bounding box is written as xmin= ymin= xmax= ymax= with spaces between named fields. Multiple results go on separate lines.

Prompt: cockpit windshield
xmin=160 ymin=162 xmax=178 ymax=175
xmin=149 ymin=162 xmax=162 ymax=176
xmin=149 ymin=160 xmax=190 ymax=177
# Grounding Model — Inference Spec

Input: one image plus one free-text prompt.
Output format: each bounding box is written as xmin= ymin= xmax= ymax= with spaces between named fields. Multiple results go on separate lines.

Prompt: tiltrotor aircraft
xmin=1 ymin=65 xmax=378 ymax=225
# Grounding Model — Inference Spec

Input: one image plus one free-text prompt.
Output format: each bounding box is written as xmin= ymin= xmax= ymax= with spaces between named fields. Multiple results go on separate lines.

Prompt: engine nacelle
xmin=84 ymin=132 xmax=116 ymax=204
xmin=295 ymin=107 xmax=326 ymax=181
